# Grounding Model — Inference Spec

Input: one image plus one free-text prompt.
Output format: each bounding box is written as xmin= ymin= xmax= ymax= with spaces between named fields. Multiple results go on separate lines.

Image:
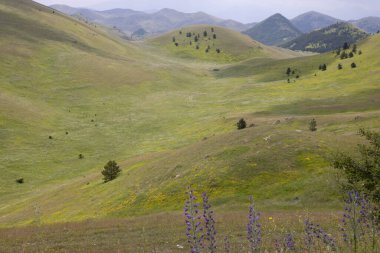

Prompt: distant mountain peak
xmin=291 ymin=11 xmax=340 ymax=33
xmin=243 ymin=13 xmax=302 ymax=46
xmin=281 ymin=21 xmax=369 ymax=53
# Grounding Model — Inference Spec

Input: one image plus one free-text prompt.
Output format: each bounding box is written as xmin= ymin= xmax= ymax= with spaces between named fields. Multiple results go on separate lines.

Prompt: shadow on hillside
xmin=214 ymin=54 xmax=335 ymax=82
xmin=254 ymin=88 xmax=380 ymax=116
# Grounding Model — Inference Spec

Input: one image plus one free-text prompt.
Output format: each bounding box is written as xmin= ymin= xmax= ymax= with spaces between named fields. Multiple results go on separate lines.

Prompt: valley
xmin=0 ymin=0 xmax=380 ymax=251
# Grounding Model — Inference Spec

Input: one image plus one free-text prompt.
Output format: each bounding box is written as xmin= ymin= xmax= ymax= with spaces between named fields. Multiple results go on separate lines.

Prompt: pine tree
xmin=309 ymin=118 xmax=317 ymax=132
xmin=286 ymin=67 xmax=291 ymax=76
xmin=101 ymin=161 xmax=121 ymax=183
xmin=237 ymin=118 xmax=247 ymax=130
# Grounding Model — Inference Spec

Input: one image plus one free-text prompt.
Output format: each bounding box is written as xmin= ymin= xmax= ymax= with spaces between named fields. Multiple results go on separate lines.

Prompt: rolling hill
xmin=291 ymin=11 xmax=340 ymax=33
xmin=281 ymin=22 xmax=369 ymax=52
xmin=243 ymin=13 xmax=303 ymax=46
xmin=1 ymin=1 xmax=380 ymax=248
xmin=51 ymin=5 xmax=249 ymax=37
xmin=147 ymin=25 xmax=303 ymax=62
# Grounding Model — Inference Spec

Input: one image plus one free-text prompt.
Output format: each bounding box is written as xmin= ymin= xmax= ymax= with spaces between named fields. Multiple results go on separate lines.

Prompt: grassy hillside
xmin=0 ymin=0 xmax=380 ymax=237
xmin=148 ymin=25 xmax=302 ymax=62
xmin=243 ymin=14 xmax=303 ymax=46
xmin=281 ymin=22 xmax=369 ymax=53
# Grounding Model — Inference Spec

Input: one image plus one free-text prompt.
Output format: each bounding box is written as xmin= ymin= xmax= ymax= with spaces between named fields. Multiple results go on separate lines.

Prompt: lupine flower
xmin=285 ymin=233 xmax=296 ymax=251
xmin=304 ymin=218 xmax=336 ymax=252
xmin=184 ymin=187 xmax=204 ymax=253
xmin=247 ymin=196 xmax=261 ymax=253
xmin=341 ymin=190 xmax=379 ymax=253
xmin=202 ymin=192 xmax=217 ymax=252
xmin=224 ymin=236 xmax=231 ymax=253
xmin=273 ymin=239 xmax=282 ymax=253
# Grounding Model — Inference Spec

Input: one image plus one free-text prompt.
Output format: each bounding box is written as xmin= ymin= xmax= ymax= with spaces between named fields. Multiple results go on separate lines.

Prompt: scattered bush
xmin=286 ymin=67 xmax=291 ymax=76
xmin=351 ymin=62 xmax=357 ymax=68
xmin=49 ymin=136 xmax=53 ymax=139
xmin=216 ymin=48 xmax=221 ymax=53
xmin=79 ymin=154 xmax=84 ymax=159
xmin=319 ymin=64 xmax=327 ymax=71
xmin=338 ymin=63 xmax=343 ymax=70
xmin=101 ymin=161 xmax=121 ymax=183
xmin=309 ymin=118 xmax=317 ymax=132
xmin=340 ymin=51 xmax=348 ymax=59
xmin=16 ymin=178 xmax=24 ymax=184
xmin=237 ymin=118 xmax=247 ymax=130
xmin=213 ymin=34 xmax=216 ymax=39
xmin=349 ymin=52 xmax=354 ymax=58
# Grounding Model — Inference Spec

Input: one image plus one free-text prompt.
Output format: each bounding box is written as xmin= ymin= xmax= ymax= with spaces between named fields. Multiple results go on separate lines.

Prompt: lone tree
xmin=337 ymin=63 xmax=343 ymax=70
xmin=351 ymin=62 xmax=357 ymax=68
xmin=237 ymin=118 xmax=247 ymax=130
xmin=286 ymin=67 xmax=291 ymax=76
xmin=333 ymin=129 xmax=380 ymax=202
xmin=102 ymin=161 xmax=121 ymax=183
xmin=309 ymin=118 xmax=317 ymax=132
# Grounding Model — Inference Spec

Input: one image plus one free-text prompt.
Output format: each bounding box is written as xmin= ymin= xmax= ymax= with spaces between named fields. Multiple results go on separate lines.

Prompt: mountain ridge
xmin=243 ymin=13 xmax=303 ymax=46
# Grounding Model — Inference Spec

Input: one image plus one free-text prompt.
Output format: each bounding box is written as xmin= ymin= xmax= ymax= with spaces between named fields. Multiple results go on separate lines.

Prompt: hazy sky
xmin=35 ymin=0 xmax=380 ymax=23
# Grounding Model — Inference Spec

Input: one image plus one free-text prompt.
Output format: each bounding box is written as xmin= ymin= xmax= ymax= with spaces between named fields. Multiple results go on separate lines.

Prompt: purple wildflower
xmin=285 ymin=233 xmax=296 ymax=251
xmin=304 ymin=218 xmax=336 ymax=252
xmin=202 ymin=192 xmax=217 ymax=252
xmin=247 ymin=196 xmax=261 ymax=253
xmin=224 ymin=236 xmax=231 ymax=253
xmin=184 ymin=187 xmax=204 ymax=253
xmin=341 ymin=190 xmax=379 ymax=253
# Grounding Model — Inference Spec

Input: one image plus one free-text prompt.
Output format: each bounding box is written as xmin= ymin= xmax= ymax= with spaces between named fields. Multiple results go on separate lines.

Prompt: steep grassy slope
xmin=1 ymin=0 xmax=380 ymax=231
xmin=281 ymin=22 xmax=369 ymax=52
xmin=148 ymin=25 xmax=302 ymax=62
xmin=243 ymin=14 xmax=303 ymax=46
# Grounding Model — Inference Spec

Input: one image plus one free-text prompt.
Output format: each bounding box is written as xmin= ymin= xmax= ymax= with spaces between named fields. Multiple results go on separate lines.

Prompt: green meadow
xmin=0 ymin=0 xmax=380 ymax=251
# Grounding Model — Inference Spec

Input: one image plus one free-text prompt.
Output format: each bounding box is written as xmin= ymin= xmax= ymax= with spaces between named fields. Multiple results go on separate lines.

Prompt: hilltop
xmin=243 ymin=13 xmax=303 ymax=46
xmin=147 ymin=25 xmax=302 ymax=62
xmin=281 ymin=22 xmax=369 ymax=53
xmin=291 ymin=11 xmax=340 ymax=33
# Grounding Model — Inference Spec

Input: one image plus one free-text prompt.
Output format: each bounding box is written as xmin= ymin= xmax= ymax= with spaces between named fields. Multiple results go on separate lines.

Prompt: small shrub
xmin=79 ymin=154 xmax=84 ymax=159
xmin=101 ymin=161 xmax=121 ymax=183
xmin=309 ymin=118 xmax=317 ymax=132
xmin=216 ymin=48 xmax=221 ymax=53
xmin=338 ymin=63 xmax=343 ymax=70
xmin=16 ymin=178 xmax=24 ymax=184
xmin=351 ymin=62 xmax=357 ymax=68
xmin=349 ymin=52 xmax=354 ymax=58
xmin=49 ymin=136 xmax=53 ymax=139
xmin=237 ymin=118 xmax=247 ymax=130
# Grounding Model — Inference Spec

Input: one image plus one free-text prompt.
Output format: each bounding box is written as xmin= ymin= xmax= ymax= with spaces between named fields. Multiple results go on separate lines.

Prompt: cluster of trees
xmin=172 ymin=28 xmax=221 ymax=54
xmin=337 ymin=43 xmax=362 ymax=60
xmin=286 ymin=67 xmax=300 ymax=82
